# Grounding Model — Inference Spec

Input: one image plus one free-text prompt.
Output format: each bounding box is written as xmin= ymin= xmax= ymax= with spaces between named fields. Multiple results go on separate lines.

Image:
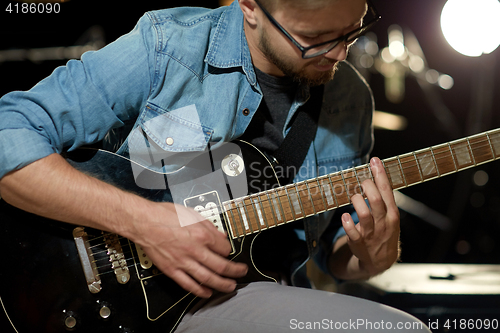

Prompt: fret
xmin=275 ymin=190 xmax=293 ymax=223
xmin=327 ymin=175 xmax=340 ymax=208
xmin=297 ymin=183 xmax=309 ymax=215
xmin=447 ymin=143 xmax=458 ymax=171
xmin=252 ymin=197 xmax=267 ymax=228
xmin=246 ymin=198 xmax=260 ymax=232
xmin=450 ymin=140 xmax=474 ymax=169
xmin=430 ymin=147 xmax=440 ymax=177
xmin=258 ymin=193 xmax=274 ymax=227
xmin=367 ymin=164 xmax=375 ymax=182
xmin=398 ymin=153 xmax=420 ymax=185
xmin=288 ymin=185 xmax=303 ymax=218
xmin=382 ymin=158 xmax=405 ymax=189
xmin=315 ymin=178 xmax=328 ymax=211
xmin=486 ymin=132 xmax=496 ymax=159
xmin=271 ymin=190 xmax=285 ymax=224
xmin=343 ymin=169 xmax=362 ymax=199
xmin=339 ymin=170 xmax=351 ymax=203
xmin=236 ymin=199 xmax=252 ymax=233
xmin=311 ymin=179 xmax=326 ymax=211
xmin=225 ymin=201 xmax=238 ymax=237
xmin=282 ymin=187 xmax=297 ymax=221
xmin=415 ymin=149 xmax=438 ymax=181
xmin=411 ymin=152 xmax=424 ymax=182
xmin=231 ymin=201 xmax=247 ymax=236
xmin=355 ymin=165 xmax=372 ymax=183
xmin=295 ymin=182 xmax=312 ymax=216
xmin=243 ymin=198 xmax=260 ymax=232
xmin=329 ymin=173 xmax=349 ymax=206
xmin=432 ymin=144 xmax=456 ymax=176
xmin=224 ymin=202 xmax=240 ymax=239
xmin=319 ymin=176 xmax=336 ymax=208
xmin=353 ymin=167 xmax=364 ymax=197
xmin=397 ymin=156 xmax=408 ymax=186
xmin=304 ymin=181 xmax=317 ymax=215
xmin=489 ymin=131 xmax=500 ymax=157
xmin=469 ymin=133 xmax=494 ymax=164
xmin=264 ymin=192 xmax=279 ymax=227
xmin=466 ymin=138 xmax=477 ymax=166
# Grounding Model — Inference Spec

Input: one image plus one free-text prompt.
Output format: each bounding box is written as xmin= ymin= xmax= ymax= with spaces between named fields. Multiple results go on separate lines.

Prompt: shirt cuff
xmin=0 ymin=128 xmax=56 ymax=179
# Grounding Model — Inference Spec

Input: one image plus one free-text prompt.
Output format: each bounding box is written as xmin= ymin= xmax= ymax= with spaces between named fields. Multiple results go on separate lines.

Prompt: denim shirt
xmin=0 ymin=1 xmax=373 ymax=286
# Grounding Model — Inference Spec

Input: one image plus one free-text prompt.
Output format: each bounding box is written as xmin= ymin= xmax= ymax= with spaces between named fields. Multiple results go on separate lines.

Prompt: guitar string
xmin=82 ymin=233 xmax=139 ymax=268
xmin=224 ymin=136 xmax=500 ymax=234
xmin=84 ymin=234 xmax=167 ymax=277
xmin=87 ymin=240 xmax=144 ymax=274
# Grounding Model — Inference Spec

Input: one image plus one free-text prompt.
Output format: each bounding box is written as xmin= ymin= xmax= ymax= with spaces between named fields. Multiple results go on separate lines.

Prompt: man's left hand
xmin=340 ymin=157 xmax=400 ymax=278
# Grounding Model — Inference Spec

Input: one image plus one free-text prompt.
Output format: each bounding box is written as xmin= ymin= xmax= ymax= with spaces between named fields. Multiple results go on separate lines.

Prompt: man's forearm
xmin=0 ymin=153 xmax=147 ymax=239
xmin=329 ymin=234 xmax=401 ymax=281
xmin=328 ymin=235 xmax=373 ymax=281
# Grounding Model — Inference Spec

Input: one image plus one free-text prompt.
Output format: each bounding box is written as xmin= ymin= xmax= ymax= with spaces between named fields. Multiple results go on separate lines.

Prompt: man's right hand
xmin=131 ymin=202 xmax=248 ymax=298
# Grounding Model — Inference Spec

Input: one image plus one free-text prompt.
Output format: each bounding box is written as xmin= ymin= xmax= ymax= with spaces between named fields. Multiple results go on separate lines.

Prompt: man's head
xmin=240 ymin=0 xmax=375 ymax=86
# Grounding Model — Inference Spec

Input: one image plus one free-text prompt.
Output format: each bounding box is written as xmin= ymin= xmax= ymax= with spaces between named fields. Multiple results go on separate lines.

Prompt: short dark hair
xmin=257 ymin=0 xmax=344 ymax=13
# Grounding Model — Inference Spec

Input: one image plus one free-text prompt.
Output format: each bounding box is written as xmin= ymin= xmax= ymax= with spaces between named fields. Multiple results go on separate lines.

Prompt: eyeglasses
xmin=254 ymin=0 xmax=381 ymax=59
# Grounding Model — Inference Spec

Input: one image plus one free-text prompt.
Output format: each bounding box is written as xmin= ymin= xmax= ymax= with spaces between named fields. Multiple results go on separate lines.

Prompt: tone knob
xmin=99 ymin=305 xmax=111 ymax=319
xmin=64 ymin=315 xmax=77 ymax=329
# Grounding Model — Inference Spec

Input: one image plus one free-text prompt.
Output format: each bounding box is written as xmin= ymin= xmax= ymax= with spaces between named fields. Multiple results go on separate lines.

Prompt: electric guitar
xmin=1 ymin=129 xmax=500 ymax=333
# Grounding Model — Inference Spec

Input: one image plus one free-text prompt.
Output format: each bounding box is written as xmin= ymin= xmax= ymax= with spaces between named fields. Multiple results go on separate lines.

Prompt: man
xmin=0 ymin=0 xmax=430 ymax=332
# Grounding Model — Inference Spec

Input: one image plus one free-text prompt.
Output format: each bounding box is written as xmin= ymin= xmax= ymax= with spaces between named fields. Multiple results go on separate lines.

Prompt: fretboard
xmin=222 ymin=129 xmax=500 ymax=239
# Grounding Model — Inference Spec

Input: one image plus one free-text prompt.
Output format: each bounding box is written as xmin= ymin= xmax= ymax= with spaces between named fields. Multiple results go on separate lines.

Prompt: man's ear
xmin=238 ymin=0 xmax=258 ymax=26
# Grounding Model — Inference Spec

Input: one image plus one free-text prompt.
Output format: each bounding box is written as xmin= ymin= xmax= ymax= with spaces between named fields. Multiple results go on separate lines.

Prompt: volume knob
xmin=99 ymin=306 xmax=111 ymax=319
xmin=64 ymin=315 xmax=77 ymax=329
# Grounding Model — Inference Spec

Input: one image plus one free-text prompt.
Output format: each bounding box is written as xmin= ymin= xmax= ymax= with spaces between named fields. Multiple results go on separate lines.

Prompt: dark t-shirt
xmin=239 ymin=67 xmax=298 ymax=154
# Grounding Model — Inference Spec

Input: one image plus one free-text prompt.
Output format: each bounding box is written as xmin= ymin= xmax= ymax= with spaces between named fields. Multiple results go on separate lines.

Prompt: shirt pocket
xmin=128 ymin=103 xmax=213 ymax=173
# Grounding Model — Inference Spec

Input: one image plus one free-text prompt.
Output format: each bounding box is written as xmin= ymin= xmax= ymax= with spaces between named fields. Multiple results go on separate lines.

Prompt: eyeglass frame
xmin=254 ymin=0 xmax=381 ymax=59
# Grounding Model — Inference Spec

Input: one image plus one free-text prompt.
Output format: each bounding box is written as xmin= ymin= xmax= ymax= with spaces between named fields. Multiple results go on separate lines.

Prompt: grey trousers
xmin=175 ymin=282 xmax=431 ymax=332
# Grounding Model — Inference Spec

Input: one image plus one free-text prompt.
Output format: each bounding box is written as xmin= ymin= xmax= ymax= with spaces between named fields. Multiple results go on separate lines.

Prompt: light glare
xmin=441 ymin=0 xmax=500 ymax=57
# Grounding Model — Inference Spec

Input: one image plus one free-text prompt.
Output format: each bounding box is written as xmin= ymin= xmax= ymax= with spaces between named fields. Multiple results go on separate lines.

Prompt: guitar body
xmin=0 ymin=141 xmax=279 ymax=333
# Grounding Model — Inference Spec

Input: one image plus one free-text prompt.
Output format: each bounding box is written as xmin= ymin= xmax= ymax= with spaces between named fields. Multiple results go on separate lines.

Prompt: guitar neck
xmin=223 ymin=128 xmax=500 ymax=239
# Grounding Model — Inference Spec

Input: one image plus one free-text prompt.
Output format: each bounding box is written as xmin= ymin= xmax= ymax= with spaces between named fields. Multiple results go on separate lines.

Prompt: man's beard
xmin=259 ymin=30 xmax=339 ymax=86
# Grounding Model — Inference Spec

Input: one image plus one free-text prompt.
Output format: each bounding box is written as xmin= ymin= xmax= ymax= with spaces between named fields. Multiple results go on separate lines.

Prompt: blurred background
xmin=1 ymin=0 xmax=500 ymax=330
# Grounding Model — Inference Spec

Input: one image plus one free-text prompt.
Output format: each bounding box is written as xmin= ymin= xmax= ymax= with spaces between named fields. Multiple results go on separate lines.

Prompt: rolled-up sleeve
xmin=0 ymin=13 xmax=156 ymax=179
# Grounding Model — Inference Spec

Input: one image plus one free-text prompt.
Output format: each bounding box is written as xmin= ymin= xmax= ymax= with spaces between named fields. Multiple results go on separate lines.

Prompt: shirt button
xmin=242 ymin=108 xmax=250 ymax=116
xmin=312 ymin=240 xmax=317 ymax=248
xmin=165 ymin=137 xmax=174 ymax=146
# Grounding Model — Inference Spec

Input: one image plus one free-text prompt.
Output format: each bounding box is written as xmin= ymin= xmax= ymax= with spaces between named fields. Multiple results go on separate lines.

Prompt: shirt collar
xmin=205 ymin=1 xmax=257 ymax=86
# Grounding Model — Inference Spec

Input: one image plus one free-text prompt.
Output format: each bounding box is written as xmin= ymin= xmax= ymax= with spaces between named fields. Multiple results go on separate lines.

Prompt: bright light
xmin=381 ymin=47 xmax=395 ymax=63
xmin=438 ymin=74 xmax=454 ymax=90
xmin=409 ymin=55 xmax=425 ymax=73
xmin=389 ymin=41 xmax=405 ymax=59
xmin=388 ymin=25 xmax=407 ymax=60
xmin=441 ymin=0 xmax=500 ymax=57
